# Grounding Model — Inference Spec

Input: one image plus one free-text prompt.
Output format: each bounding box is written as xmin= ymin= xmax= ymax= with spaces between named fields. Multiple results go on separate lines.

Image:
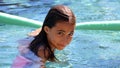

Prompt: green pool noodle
xmin=0 ymin=12 xmax=120 ymax=30
xmin=0 ymin=12 xmax=42 ymax=28
xmin=75 ymin=21 xmax=120 ymax=30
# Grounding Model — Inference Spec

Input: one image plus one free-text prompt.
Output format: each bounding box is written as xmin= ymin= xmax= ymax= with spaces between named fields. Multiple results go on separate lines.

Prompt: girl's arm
xmin=28 ymin=28 xmax=41 ymax=37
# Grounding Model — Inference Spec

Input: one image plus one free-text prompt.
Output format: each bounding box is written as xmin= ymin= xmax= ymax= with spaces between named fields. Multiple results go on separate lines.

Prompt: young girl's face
xmin=44 ymin=21 xmax=75 ymax=50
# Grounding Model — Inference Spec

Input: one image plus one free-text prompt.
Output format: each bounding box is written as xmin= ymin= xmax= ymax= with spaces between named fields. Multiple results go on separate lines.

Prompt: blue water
xmin=2 ymin=0 xmax=120 ymax=23
xmin=1 ymin=0 xmax=120 ymax=68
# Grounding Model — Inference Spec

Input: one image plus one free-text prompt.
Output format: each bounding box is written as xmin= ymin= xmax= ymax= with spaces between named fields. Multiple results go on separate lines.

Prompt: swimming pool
xmin=1 ymin=0 xmax=120 ymax=68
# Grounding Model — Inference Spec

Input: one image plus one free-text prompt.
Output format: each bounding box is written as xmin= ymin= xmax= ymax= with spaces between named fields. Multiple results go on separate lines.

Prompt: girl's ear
xmin=44 ymin=26 xmax=50 ymax=34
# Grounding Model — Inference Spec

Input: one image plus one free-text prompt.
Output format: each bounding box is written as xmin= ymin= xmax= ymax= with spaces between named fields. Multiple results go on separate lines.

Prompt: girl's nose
xmin=62 ymin=36 xmax=71 ymax=45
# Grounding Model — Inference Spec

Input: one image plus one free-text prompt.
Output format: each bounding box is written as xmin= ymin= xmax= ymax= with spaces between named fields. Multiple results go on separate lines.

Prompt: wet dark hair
xmin=29 ymin=5 xmax=76 ymax=61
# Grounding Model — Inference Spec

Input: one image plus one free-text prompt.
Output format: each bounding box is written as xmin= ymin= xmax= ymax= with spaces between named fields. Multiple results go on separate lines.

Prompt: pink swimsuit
xmin=11 ymin=37 xmax=44 ymax=68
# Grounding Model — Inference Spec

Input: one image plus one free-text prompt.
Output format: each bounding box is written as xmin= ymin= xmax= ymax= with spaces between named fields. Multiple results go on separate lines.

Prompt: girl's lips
xmin=58 ymin=44 xmax=66 ymax=47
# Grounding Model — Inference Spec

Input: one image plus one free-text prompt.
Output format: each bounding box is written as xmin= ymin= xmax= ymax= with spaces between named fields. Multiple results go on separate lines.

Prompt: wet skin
xmin=44 ymin=21 xmax=75 ymax=50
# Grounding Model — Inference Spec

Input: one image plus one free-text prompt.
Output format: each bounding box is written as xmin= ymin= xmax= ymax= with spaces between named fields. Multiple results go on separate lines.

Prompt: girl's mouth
xmin=59 ymin=44 xmax=66 ymax=47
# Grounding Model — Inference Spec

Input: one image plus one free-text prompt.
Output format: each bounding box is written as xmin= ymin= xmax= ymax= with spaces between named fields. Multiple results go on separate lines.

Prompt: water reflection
xmin=3 ymin=0 xmax=29 ymax=3
xmin=1 ymin=0 xmax=120 ymax=23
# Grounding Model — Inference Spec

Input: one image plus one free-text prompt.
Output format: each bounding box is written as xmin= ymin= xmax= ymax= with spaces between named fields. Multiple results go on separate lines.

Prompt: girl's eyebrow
xmin=57 ymin=30 xmax=74 ymax=33
xmin=57 ymin=30 xmax=65 ymax=32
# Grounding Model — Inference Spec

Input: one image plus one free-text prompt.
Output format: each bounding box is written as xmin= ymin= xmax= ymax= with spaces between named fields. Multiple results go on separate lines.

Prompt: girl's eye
xmin=57 ymin=32 xmax=64 ymax=36
xmin=68 ymin=32 xmax=73 ymax=36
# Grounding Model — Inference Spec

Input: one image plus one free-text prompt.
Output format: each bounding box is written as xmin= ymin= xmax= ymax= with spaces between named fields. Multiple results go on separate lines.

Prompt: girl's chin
xmin=56 ymin=47 xmax=65 ymax=50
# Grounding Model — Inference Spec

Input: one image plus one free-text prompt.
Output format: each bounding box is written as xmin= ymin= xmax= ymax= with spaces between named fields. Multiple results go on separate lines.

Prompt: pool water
xmin=0 ymin=25 xmax=33 ymax=68
xmin=1 ymin=24 xmax=120 ymax=68
xmin=46 ymin=30 xmax=120 ymax=68
xmin=2 ymin=0 xmax=120 ymax=23
xmin=1 ymin=0 xmax=120 ymax=68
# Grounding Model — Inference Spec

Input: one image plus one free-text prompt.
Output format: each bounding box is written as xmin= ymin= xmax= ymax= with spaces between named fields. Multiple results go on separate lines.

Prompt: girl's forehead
xmin=53 ymin=22 xmax=75 ymax=31
xmin=57 ymin=21 xmax=74 ymax=25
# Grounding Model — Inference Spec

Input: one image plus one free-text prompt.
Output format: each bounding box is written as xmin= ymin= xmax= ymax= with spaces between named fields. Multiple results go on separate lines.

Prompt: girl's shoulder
xmin=17 ymin=37 xmax=34 ymax=54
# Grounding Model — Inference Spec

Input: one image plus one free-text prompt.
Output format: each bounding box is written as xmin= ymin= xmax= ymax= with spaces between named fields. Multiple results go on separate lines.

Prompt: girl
xmin=12 ymin=5 xmax=76 ymax=68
